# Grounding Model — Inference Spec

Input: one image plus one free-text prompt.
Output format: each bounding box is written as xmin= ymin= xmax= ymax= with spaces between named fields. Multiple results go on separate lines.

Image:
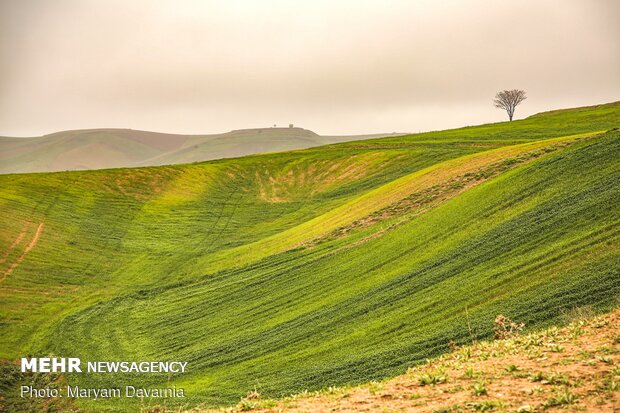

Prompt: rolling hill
xmin=0 ymin=127 xmax=404 ymax=174
xmin=0 ymin=101 xmax=618 ymax=412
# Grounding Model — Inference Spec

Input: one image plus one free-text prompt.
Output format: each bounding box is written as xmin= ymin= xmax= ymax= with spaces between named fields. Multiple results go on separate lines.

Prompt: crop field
xmin=0 ymin=102 xmax=618 ymax=412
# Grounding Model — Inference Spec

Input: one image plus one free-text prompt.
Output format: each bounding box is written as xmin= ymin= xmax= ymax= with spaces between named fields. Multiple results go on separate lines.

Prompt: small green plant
xmin=529 ymin=372 xmax=545 ymax=382
xmin=545 ymin=373 xmax=570 ymax=386
xmin=524 ymin=385 xmax=543 ymax=396
xmin=418 ymin=371 xmax=447 ymax=386
xmin=593 ymin=318 xmax=609 ymax=328
xmin=459 ymin=347 xmax=472 ymax=361
xmin=526 ymin=348 xmax=543 ymax=360
xmin=542 ymin=389 xmax=577 ymax=407
xmin=237 ymin=398 xmax=258 ymax=411
xmin=597 ymin=355 xmax=614 ymax=364
xmin=546 ymin=344 xmax=564 ymax=353
xmin=599 ymin=377 xmax=619 ymax=392
xmin=524 ymin=336 xmax=544 ymax=348
xmin=504 ymin=364 xmax=519 ymax=373
xmin=578 ymin=349 xmax=593 ymax=359
xmin=472 ymin=381 xmax=488 ymax=396
xmin=567 ymin=322 xmax=585 ymax=338
xmin=465 ymin=400 xmax=504 ymax=411
xmin=596 ymin=345 xmax=618 ymax=355
xmin=432 ymin=405 xmax=461 ymax=413
xmin=464 ymin=367 xmax=477 ymax=379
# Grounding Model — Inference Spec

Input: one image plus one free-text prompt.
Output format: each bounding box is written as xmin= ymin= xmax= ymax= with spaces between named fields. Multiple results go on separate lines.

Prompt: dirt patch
xmin=1 ymin=222 xmax=44 ymax=283
xmin=0 ymin=222 xmax=30 ymax=264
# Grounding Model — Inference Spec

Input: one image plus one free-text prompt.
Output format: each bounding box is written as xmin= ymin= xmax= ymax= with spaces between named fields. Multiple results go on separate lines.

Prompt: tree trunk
xmin=509 ymin=113 xmax=513 ymax=121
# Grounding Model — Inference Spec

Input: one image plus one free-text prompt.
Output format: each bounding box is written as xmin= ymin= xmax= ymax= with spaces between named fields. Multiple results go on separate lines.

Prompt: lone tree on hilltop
xmin=494 ymin=89 xmax=527 ymax=121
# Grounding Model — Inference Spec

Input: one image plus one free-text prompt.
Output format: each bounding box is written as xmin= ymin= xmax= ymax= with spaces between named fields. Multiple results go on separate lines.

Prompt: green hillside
xmin=0 ymin=127 xmax=404 ymax=174
xmin=0 ymin=102 xmax=618 ymax=412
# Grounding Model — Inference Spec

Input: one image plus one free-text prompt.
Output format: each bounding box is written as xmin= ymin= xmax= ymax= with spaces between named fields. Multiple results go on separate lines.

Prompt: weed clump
xmin=237 ymin=388 xmax=262 ymax=411
xmin=418 ymin=370 xmax=447 ymax=386
xmin=542 ymin=389 xmax=577 ymax=407
xmin=494 ymin=315 xmax=524 ymax=339
xmin=472 ymin=381 xmax=488 ymax=396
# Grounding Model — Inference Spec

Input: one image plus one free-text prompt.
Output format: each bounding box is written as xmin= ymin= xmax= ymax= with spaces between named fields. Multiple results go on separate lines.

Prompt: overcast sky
xmin=1 ymin=0 xmax=618 ymax=136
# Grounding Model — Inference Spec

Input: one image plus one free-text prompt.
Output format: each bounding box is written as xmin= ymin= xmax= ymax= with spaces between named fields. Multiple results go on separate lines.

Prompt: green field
xmin=0 ymin=102 xmax=619 ymax=412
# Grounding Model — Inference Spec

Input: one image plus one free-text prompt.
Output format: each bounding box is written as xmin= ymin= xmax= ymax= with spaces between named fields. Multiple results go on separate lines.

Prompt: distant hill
xmin=0 ymin=127 xmax=405 ymax=174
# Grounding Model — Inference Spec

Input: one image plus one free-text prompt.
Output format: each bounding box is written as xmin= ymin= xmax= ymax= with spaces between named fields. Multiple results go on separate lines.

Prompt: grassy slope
xmin=0 ymin=102 xmax=618 ymax=411
xmin=227 ymin=308 xmax=620 ymax=412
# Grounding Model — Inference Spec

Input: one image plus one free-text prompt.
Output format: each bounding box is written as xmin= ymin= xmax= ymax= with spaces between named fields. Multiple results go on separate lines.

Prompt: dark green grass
xmin=0 ymin=102 xmax=618 ymax=411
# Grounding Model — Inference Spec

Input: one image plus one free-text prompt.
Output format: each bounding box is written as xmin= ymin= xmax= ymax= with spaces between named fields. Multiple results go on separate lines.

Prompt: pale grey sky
xmin=1 ymin=0 xmax=618 ymax=136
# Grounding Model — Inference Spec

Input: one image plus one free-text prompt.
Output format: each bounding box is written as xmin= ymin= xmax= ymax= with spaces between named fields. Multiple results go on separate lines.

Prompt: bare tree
xmin=493 ymin=89 xmax=527 ymax=121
